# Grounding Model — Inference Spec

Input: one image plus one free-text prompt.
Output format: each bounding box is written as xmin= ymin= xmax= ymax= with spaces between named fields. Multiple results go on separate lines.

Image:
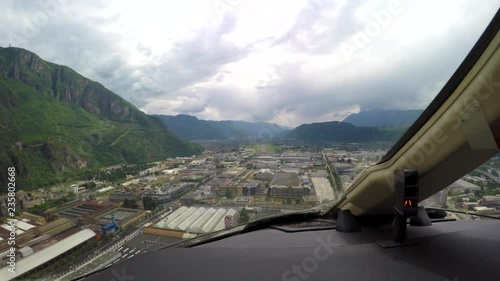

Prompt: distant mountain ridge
xmin=286 ymin=121 xmax=405 ymax=143
xmin=342 ymin=109 xmax=423 ymax=127
xmin=153 ymin=114 xmax=290 ymax=141
xmin=0 ymin=47 xmax=202 ymax=191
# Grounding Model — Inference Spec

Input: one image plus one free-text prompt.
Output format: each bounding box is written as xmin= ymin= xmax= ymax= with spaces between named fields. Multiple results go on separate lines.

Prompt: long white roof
xmin=15 ymin=221 xmax=36 ymax=231
xmin=201 ymin=209 xmax=228 ymax=233
xmin=161 ymin=207 xmax=241 ymax=234
xmin=176 ymin=207 xmax=206 ymax=231
xmin=187 ymin=208 xmax=217 ymax=233
xmin=166 ymin=207 xmax=197 ymax=229
xmin=0 ymin=229 xmax=96 ymax=281
xmin=159 ymin=206 xmax=187 ymax=228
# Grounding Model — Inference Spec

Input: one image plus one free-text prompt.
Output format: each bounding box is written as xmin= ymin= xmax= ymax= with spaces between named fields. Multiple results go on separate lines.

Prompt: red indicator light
xmin=404 ymin=200 xmax=413 ymax=207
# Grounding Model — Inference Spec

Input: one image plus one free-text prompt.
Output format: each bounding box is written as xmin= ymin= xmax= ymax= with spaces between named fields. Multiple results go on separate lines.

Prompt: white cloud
xmin=0 ymin=0 xmax=498 ymax=127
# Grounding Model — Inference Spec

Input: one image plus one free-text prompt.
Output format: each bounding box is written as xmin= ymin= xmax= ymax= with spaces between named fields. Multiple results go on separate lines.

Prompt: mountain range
xmin=286 ymin=121 xmax=405 ymax=143
xmin=155 ymin=110 xmax=421 ymax=143
xmin=154 ymin=114 xmax=290 ymax=141
xmin=342 ymin=109 xmax=423 ymax=127
xmin=0 ymin=46 xmax=424 ymax=191
xmin=0 ymin=47 xmax=202 ymax=191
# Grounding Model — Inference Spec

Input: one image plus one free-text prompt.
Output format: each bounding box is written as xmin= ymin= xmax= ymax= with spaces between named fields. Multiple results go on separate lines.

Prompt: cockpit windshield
xmin=0 ymin=1 xmax=499 ymax=280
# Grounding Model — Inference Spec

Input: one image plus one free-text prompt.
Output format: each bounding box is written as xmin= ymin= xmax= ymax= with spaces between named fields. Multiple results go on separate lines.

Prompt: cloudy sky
xmin=0 ymin=0 xmax=498 ymax=127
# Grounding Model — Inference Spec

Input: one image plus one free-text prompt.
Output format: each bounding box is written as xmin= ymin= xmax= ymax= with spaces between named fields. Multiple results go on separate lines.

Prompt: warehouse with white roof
xmin=157 ymin=206 xmax=187 ymax=228
xmin=176 ymin=207 xmax=206 ymax=231
xmin=202 ymin=209 xmax=230 ymax=233
xmin=160 ymin=207 xmax=238 ymax=234
xmin=166 ymin=207 xmax=197 ymax=229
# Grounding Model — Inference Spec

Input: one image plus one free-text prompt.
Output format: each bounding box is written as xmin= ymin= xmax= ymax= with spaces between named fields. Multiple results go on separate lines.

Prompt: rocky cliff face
xmin=2 ymin=47 xmax=140 ymax=121
xmin=0 ymin=47 xmax=202 ymax=191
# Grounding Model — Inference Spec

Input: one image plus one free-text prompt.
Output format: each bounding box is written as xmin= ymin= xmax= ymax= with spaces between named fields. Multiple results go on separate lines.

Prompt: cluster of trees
xmin=27 ymin=196 xmax=71 ymax=215
xmin=122 ymin=198 xmax=138 ymax=208
xmin=123 ymin=196 xmax=159 ymax=210
xmin=326 ymin=164 xmax=342 ymax=194
xmin=238 ymin=207 xmax=249 ymax=224
xmin=79 ymin=181 xmax=97 ymax=189
xmin=224 ymin=190 xmax=234 ymax=199
xmin=78 ymin=163 xmax=153 ymax=182
xmin=473 ymin=186 xmax=500 ymax=199
xmin=142 ymin=196 xmax=158 ymax=210
xmin=216 ymin=163 xmax=224 ymax=174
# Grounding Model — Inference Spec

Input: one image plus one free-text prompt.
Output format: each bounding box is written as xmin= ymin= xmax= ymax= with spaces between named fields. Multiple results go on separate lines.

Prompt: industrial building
xmin=269 ymin=172 xmax=310 ymax=198
xmin=0 ymin=229 xmax=96 ymax=280
xmin=101 ymin=215 xmax=119 ymax=236
xmin=480 ymin=195 xmax=500 ymax=206
xmin=255 ymin=169 xmax=275 ymax=181
xmin=271 ymin=172 xmax=300 ymax=187
xmin=142 ymin=184 xmax=192 ymax=203
xmin=270 ymin=186 xmax=311 ymax=198
xmin=243 ymin=182 xmax=260 ymax=196
xmin=156 ymin=207 xmax=238 ymax=235
xmin=218 ymin=185 xmax=243 ymax=197
xmin=97 ymin=208 xmax=145 ymax=232
xmin=56 ymin=201 xmax=115 ymax=222
xmin=36 ymin=218 xmax=75 ymax=237
xmin=109 ymin=191 xmax=142 ymax=203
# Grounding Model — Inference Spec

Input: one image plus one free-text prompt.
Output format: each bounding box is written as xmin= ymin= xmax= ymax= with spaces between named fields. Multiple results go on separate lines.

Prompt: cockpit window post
xmin=393 ymin=170 xmax=419 ymax=243
xmin=378 ymin=170 xmax=422 ymax=248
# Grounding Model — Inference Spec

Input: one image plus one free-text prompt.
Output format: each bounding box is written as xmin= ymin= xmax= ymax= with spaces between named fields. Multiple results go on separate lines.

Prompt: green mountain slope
xmin=286 ymin=121 xmax=405 ymax=143
xmin=342 ymin=109 xmax=423 ymax=127
xmin=153 ymin=114 xmax=245 ymax=140
xmin=0 ymin=47 xmax=202 ymax=191
xmin=153 ymin=114 xmax=290 ymax=140
xmin=230 ymin=120 xmax=290 ymax=139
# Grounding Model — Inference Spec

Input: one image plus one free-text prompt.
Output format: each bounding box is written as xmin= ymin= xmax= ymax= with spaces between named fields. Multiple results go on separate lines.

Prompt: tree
xmin=142 ymin=196 xmax=157 ymax=210
xmin=81 ymin=182 xmax=97 ymax=190
xmin=474 ymin=190 xmax=482 ymax=197
xmin=123 ymin=198 xmax=138 ymax=208
xmin=238 ymin=207 xmax=249 ymax=224
xmin=224 ymin=190 xmax=234 ymax=199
